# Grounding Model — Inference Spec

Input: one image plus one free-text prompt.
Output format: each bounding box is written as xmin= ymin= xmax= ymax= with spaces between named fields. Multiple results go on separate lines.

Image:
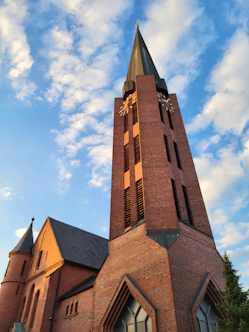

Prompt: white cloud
xmin=227 ymin=245 xmax=249 ymax=259
xmin=70 ymin=160 xmax=80 ymax=167
xmin=81 ymin=199 xmax=88 ymax=205
xmin=56 ymin=158 xmax=72 ymax=181
xmin=141 ymin=0 xmax=216 ymax=99
xmin=15 ymin=228 xmax=39 ymax=240
xmin=15 ymin=228 xmax=26 ymax=238
xmin=217 ymin=221 xmax=249 ymax=249
xmin=198 ymin=134 xmax=221 ymax=153
xmin=0 ymin=0 xmax=36 ymax=99
xmin=35 ymin=96 xmax=43 ymax=101
xmin=0 ymin=187 xmax=12 ymax=198
xmin=194 ymin=145 xmax=244 ymax=208
xmin=187 ymin=29 xmax=249 ymax=134
xmin=101 ymin=226 xmax=108 ymax=232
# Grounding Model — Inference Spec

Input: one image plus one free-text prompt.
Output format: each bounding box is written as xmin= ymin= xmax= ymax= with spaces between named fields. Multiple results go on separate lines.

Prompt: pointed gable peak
xmin=10 ymin=221 xmax=33 ymax=255
xmin=123 ymin=27 xmax=168 ymax=98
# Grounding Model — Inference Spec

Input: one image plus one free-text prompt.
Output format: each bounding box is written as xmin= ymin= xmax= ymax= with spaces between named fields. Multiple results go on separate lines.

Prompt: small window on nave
xmin=116 ymin=297 xmax=152 ymax=332
xmin=196 ymin=295 xmax=220 ymax=332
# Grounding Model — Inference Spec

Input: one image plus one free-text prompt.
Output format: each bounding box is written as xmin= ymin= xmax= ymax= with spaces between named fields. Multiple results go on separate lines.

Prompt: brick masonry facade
xmin=0 ymin=74 xmax=225 ymax=332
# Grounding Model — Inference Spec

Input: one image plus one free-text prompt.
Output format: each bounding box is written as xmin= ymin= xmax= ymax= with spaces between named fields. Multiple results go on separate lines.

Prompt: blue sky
xmin=0 ymin=0 xmax=249 ymax=290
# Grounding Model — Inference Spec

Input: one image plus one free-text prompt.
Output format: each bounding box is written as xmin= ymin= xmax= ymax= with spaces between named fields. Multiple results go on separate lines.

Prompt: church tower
xmin=92 ymin=27 xmax=225 ymax=332
xmin=0 ymin=222 xmax=33 ymax=332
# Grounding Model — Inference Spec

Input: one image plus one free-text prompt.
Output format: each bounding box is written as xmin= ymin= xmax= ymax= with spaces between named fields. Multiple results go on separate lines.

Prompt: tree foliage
xmin=215 ymin=252 xmax=249 ymax=332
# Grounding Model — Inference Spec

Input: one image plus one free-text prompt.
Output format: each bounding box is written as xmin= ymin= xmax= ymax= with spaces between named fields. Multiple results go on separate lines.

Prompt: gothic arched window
xmin=116 ymin=297 xmax=152 ymax=332
xmin=196 ymin=295 xmax=219 ymax=332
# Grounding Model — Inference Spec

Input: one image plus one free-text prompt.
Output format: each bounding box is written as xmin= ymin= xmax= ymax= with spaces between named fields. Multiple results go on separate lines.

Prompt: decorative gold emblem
xmin=135 ymin=20 xmax=139 ymax=29
xmin=157 ymin=92 xmax=175 ymax=113
xmin=119 ymin=94 xmax=133 ymax=116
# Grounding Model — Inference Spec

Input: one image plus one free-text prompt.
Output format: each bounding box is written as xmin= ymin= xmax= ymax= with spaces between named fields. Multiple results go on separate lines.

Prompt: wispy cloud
xmin=41 ymin=0 xmax=132 ymax=190
xmin=141 ymin=0 xmax=216 ymax=99
xmin=15 ymin=227 xmax=39 ymax=240
xmin=0 ymin=187 xmax=12 ymax=198
xmin=187 ymin=29 xmax=249 ymax=135
xmin=0 ymin=0 xmax=36 ymax=99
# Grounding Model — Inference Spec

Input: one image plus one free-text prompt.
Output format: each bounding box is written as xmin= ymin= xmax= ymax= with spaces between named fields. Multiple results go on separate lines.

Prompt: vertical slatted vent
xmin=136 ymin=179 xmax=144 ymax=220
xmin=124 ymin=113 xmax=128 ymax=133
xmin=173 ymin=142 xmax=182 ymax=169
xmin=167 ymin=111 xmax=173 ymax=129
xmin=133 ymin=103 xmax=138 ymax=124
xmin=171 ymin=179 xmax=181 ymax=219
xmin=159 ymin=103 xmax=164 ymax=123
xmin=134 ymin=135 xmax=141 ymax=164
xmin=182 ymin=186 xmax=192 ymax=224
xmin=125 ymin=187 xmax=131 ymax=228
xmin=124 ymin=144 xmax=129 ymax=172
xmin=164 ymin=135 xmax=171 ymax=163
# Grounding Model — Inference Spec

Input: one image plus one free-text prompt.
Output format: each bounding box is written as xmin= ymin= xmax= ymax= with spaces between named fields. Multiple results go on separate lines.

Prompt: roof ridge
xmin=48 ymin=217 xmax=108 ymax=241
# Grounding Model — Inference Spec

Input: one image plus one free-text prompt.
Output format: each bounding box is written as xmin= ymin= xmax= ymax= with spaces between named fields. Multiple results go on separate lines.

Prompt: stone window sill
xmin=64 ymin=312 xmax=78 ymax=319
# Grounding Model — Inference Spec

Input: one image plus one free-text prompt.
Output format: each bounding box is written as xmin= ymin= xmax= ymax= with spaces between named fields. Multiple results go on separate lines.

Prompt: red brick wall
xmin=53 ymin=288 xmax=93 ymax=332
xmin=0 ymin=252 xmax=32 ymax=332
xmin=168 ymin=222 xmax=225 ymax=332
xmin=92 ymin=222 xmax=178 ymax=332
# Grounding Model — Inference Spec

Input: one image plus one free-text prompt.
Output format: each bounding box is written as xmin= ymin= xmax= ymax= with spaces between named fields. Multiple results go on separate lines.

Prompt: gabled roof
xmin=58 ymin=275 xmax=96 ymax=302
xmin=10 ymin=222 xmax=33 ymax=254
xmin=123 ymin=27 xmax=168 ymax=98
xmin=48 ymin=217 xmax=108 ymax=270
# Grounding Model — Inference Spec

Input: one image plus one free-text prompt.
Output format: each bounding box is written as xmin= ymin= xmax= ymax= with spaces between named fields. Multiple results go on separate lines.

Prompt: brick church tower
xmin=91 ymin=27 xmax=225 ymax=332
xmin=0 ymin=222 xmax=33 ymax=332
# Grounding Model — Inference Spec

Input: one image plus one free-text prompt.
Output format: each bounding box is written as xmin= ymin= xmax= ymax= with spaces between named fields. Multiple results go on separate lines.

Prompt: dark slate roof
xmin=48 ymin=217 xmax=108 ymax=270
xmin=11 ymin=222 xmax=33 ymax=254
xmin=58 ymin=275 xmax=96 ymax=302
xmin=123 ymin=27 xmax=168 ymax=97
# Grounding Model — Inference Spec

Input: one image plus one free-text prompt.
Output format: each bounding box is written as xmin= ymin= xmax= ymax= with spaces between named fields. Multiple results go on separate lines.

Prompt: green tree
xmin=215 ymin=252 xmax=249 ymax=332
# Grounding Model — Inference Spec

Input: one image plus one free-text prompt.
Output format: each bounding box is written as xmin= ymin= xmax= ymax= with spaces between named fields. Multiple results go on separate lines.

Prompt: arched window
xmin=20 ymin=260 xmax=26 ymax=276
xmin=29 ymin=290 xmax=40 ymax=330
xmin=66 ymin=305 xmax=69 ymax=315
xmin=70 ymin=303 xmax=73 ymax=314
xmin=75 ymin=302 xmax=78 ymax=313
xmin=23 ymin=284 xmax=35 ymax=321
xmin=36 ymin=251 xmax=43 ymax=269
xmin=197 ymin=295 xmax=219 ymax=332
xmin=116 ymin=297 xmax=152 ymax=332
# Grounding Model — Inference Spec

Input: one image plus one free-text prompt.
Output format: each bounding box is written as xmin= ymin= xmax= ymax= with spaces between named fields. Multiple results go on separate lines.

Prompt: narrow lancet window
xmin=173 ymin=142 xmax=182 ymax=169
xmin=133 ymin=103 xmax=138 ymax=124
xmin=182 ymin=186 xmax=192 ymax=224
xmin=36 ymin=251 xmax=43 ymax=269
xmin=21 ymin=260 xmax=26 ymax=276
xmin=167 ymin=110 xmax=173 ymax=129
xmin=159 ymin=103 xmax=164 ymax=123
xmin=171 ymin=179 xmax=181 ymax=219
xmin=75 ymin=302 xmax=78 ymax=313
xmin=124 ymin=113 xmax=128 ymax=133
xmin=164 ymin=135 xmax=171 ymax=163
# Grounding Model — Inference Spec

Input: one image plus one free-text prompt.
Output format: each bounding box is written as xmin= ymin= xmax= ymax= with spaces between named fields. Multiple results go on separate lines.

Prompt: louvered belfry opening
xmin=124 ymin=144 xmax=129 ymax=172
xmin=124 ymin=113 xmax=128 ymax=133
xmin=133 ymin=102 xmax=138 ymax=124
xmin=136 ymin=179 xmax=144 ymax=220
xmin=125 ymin=187 xmax=131 ymax=228
xmin=134 ymin=135 xmax=141 ymax=164
xmin=164 ymin=135 xmax=171 ymax=163
xmin=182 ymin=185 xmax=192 ymax=224
xmin=173 ymin=141 xmax=182 ymax=170
xmin=171 ymin=179 xmax=181 ymax=219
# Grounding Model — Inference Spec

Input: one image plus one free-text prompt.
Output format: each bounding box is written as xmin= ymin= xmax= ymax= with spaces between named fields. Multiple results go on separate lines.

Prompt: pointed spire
xmin=123 ymin=27 xmax=168 ymax=98
xmin=10 ymin=220 xmax=34 ymax=255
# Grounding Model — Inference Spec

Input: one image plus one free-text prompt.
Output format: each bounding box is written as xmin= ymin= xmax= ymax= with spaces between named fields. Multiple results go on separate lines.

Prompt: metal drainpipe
xmin=49 ymin=261 xmax=64 ymax=332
